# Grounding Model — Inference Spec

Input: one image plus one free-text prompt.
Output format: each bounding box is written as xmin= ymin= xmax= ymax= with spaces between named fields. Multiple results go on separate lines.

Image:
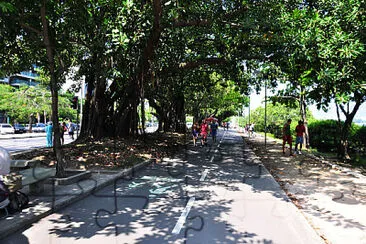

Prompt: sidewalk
xmin=0 ymin=160 xmax=151 ymax=240
xmin=244 ymin=133 xmax=366 ymax=244
xmin=0 ymin=131 xmax=80 ymax=140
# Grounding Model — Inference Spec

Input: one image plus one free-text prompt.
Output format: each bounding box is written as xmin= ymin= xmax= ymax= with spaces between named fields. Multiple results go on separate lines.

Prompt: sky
xmin=249 ymin=90 xmax=366 ymax=124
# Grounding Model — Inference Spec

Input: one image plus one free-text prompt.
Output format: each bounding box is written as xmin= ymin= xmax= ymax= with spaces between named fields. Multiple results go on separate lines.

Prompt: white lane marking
xmin=210 ymin=147 xmax=220 ymax=162
xmin=172 ymin=197 xmax=196 ymax=234
xmin=171 ymin=129 xmax=226 ymax=235
xmin=208 ymin=130 xmax=226 ymax=163
xmin=200 ymin=169 xmax=209 ymax=181
xmin=209 ymin=130 xmax=226 ymax=161
xmin=219 ymin=129 xmax=227 ymax=143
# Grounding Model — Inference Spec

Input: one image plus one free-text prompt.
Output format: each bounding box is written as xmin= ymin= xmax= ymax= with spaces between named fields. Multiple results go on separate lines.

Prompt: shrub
xmin=308 ymin=120 xmax=340 ymax=152
xmin=308 ymin=120 xmax=366 ymax=153
xmin=350 ymin=125 xmax=366 ymax=153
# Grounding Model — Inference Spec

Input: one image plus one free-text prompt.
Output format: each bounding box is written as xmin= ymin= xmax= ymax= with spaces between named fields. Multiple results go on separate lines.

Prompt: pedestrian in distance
xmin=200 ymin=119 xmax=209 ymax=147
xmin=60 ymin=122 xmax=67 ymax=145
xmin=192 ymin=122 xmax=199 ymax=147
xmin=210 ymin=121 xmax=218 ymax=143
xmin=68 ymin=120 xmax=75 ymax=140
xmin=45 ymin=121 xmax=53 ymax=148
xmin=248 ymin=123 xmax=255 ymax=137
xmin=295 ymin=120 xmax=306 ymax=154
xmin=282 ymin=119 xmax=293 ymax=156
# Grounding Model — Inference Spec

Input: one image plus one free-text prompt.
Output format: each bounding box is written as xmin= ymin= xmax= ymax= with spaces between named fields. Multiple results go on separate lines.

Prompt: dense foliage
xmin=0 ymin=84 xmax=75 ymax=124
xmin=0 ymin=0 xmax=365 ymax=173
xmin=308 ymin=120 xmax=366 ymax=155
xmin=247 ymin=103 xmax=315 ymax=138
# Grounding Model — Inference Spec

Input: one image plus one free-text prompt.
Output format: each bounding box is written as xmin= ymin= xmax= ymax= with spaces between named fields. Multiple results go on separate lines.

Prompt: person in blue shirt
xmin=45 ymin=121 xmax=53 ymax=147
xmin=68 ymin=121 xmax=75 ymax=140
xmin=210 ymin=121 xmax=218 ymax=143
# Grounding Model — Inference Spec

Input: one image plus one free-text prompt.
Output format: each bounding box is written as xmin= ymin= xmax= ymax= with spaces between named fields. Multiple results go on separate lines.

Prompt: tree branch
xmin=178 ymin=57 xmax=226 ymax=69
xmin=19 ymin=23 xmax=42 ymax=36
xmin=172 ymin=7 xmax=249 ymax=28
xmin=173 ymin=19 xmax=210 ymax=27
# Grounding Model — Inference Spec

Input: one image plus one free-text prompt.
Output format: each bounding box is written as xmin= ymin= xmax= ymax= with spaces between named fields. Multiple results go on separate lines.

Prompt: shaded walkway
xmin=244 ymin=133 xmax=366 ymax=244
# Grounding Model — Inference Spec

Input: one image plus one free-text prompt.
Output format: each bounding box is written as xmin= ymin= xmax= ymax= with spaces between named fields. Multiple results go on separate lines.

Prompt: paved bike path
xmin=2 ymin=130 xmax=323 ymax=243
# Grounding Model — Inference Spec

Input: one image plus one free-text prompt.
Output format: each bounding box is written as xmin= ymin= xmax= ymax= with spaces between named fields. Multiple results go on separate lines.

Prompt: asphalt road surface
xmin=0 ymin=133 xmax=75 ymax=153
xmin=2 ymin=129 xmax=322 ymax=243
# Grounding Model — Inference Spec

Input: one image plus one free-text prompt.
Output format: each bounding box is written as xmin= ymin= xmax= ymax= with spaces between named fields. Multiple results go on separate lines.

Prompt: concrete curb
xmin=0 ymin=133 xmax=46 ymax=140
xmin=0 ymin=159 xmax=153 ymax=240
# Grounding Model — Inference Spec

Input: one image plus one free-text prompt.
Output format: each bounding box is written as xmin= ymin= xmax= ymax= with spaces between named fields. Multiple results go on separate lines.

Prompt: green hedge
xmin=350 ymin=125 xmax=366 ymax=152
xmin=308 ymin=120 xmax=366 ymax=153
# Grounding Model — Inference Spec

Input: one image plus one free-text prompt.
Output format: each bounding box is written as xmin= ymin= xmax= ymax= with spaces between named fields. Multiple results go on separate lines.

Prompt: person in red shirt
xmin=295 ymin=120 xmax=306 ymax=154
xmin=200 ymin=119 xmax=209 ymax=147
xmin=282 ymin=119 xmax=293 ymax=156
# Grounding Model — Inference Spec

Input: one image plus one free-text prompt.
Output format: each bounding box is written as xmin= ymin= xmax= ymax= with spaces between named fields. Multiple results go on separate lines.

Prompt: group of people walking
xmin=45 ymin=120 xmax=76 ymax=148
xmin=191 ymin=119 xmax=219 ymax=147
xmin=190 ymin=116 xmax=306 ymax=156
xmin=282 ymin=119 xmax=306 ymax=156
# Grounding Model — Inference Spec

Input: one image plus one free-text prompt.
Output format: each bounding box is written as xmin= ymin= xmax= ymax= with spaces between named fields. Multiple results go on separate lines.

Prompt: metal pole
xmin=265 ymin=80 xmax=267 ymax=150
xmin=248 ymin=98 xmax=251 ymax=125
xmin=80 ymin=78 xmax=84 ymax=130
xmin=248 ymin=97 xmax=251 ymax=137
xmin=76 ymin=103 xmax=79 ymax=138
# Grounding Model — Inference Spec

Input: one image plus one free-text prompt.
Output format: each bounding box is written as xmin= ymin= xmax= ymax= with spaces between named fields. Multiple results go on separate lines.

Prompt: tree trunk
xmin=109 ymin=75 xmax=139 ymax=137
xmin=89 ymin=76 xmax=107 ymax=139
xmin=43 ymin=110 xmax=47 ymax=124
xmin=37 ymin=112 xmax=40 ymax=123
xmin=338 ymin=118 xmax=352 ymax=160
xmin=141 ymin=96 xmax=146 ymax=135
xmin=79 ymin=71 xmax=96 ymax=139
xmin=41 ymin=1 xmax=65 ymax=177
xmin=82 ymin=0 xmax=162 ymax=139
xmin=336 ymin=100 xmax=362 ymax=160
xmin=174 ymin=91 xmax=186 ymax=133
xmin=28 ymin=114 xmax=34 ymax=132
xmin=84 ymin=51 xmax=109 ymax=140
xmin=299 ymin=89 xmax=310 ymax=148
xmin=148 ymin=98 xmax=163 ymax=132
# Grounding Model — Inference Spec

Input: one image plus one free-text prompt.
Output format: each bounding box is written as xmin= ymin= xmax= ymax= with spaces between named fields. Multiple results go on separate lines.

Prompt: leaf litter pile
xmin=12 ymin=132 xmax=188 ymax=171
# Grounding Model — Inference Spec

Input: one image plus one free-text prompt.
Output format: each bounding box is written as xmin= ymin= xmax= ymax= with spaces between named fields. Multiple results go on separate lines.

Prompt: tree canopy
xmin=0 ymin=0 xmax=365 ymax=162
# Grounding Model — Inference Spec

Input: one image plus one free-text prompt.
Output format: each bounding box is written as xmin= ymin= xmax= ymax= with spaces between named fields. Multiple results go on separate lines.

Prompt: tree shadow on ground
xmin=244 ymin=134 xmax=366 ymax=241
xmin=40 ymin=133 xmax=284 ymax=243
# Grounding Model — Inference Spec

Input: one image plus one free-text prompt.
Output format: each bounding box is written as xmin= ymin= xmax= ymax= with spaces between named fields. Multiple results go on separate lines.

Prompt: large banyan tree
xmin=63 ymin=0 xmax=276 ymax=139
xmin=2 ymin=0 xmax=363 ymax=170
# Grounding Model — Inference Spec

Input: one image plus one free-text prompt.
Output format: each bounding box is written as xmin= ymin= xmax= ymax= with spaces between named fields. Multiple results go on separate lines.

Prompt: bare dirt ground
xmin=244 ymin=133 xmax=366 ymax=244
xmin=11 ymin=132 xmax=188 ymax=171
